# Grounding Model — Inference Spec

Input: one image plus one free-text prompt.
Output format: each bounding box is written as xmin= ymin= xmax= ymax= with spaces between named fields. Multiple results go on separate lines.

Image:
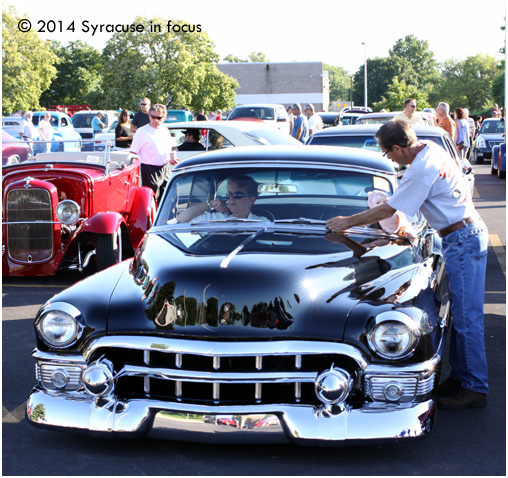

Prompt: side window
xmin=205 ymin=129 xmax=233 ymax=150
xmin=61 ymin=118 xmax=68 ymax=127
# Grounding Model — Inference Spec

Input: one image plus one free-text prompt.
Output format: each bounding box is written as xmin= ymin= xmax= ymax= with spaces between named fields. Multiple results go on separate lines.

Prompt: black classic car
xmin=27 ymin=145 xmax=450 ymax=445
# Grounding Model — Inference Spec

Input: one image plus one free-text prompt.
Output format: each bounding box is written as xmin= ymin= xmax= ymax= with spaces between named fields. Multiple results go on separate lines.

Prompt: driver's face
xmin=226 ymin=182 xmax=255 ymax=218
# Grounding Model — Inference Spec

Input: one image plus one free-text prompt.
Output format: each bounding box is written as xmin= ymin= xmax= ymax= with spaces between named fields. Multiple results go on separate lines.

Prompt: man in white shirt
xmin=38 ymin=112 xmax=54 ymax=153
xmin=393 ymin=98 xmax=424 ymax=125
xmin=305 ymin=104 xmax=323 ymax=137
xmin=130 ymin=103 xmax=178 ymax=202
xmin=327 ymin=120 xmax=489 ymax=411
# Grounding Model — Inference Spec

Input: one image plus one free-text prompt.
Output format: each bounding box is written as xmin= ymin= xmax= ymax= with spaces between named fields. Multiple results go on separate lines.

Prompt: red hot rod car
xmin=2 ymin=150 xmax=156 ymax=276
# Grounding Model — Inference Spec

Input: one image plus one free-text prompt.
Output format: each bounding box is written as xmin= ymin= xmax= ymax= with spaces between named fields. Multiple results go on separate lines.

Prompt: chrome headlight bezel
xmin=35 ymin=302 xmax=84 ymax=349
xmin=367 ymin=311 xmax=421 ymax=360
xmin=56 ymin=199 xmax=81 ymax=225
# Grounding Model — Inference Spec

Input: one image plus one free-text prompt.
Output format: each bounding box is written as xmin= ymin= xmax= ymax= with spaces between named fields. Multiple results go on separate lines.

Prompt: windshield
xmin=480 ymin=120 xmax=504 ymax=134
xmin=156 ymin=167 xmax=393 ymax=226
xmin=229 ymin=107 xmax=275 ymax=121
xmin=308 ymin=135 xmax=381 ymax=151
xmin=72 ymin=113 xmax=111 ymax=128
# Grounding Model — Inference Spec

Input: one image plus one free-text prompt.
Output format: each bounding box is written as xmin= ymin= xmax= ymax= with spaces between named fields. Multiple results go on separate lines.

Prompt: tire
xmin=491 ymin=146 xmax=499 ymax=175
xmin=498 ymin=162 xmax=505 ymax=179
xmin=96 ymin=231 xmax=122 ymax=271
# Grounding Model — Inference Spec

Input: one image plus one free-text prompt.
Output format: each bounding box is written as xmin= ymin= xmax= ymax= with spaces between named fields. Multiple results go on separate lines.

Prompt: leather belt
xmin=438 ymin=216 xmax=475 ymax=238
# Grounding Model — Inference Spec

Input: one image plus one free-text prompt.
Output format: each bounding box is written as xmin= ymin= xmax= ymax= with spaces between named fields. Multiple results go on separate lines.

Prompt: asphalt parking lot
xmin=2 ymin=164 xmax=505 ymax=476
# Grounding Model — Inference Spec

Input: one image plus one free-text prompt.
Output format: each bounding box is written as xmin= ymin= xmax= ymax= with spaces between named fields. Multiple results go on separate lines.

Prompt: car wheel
xmin=491 ymin=146 xmax=499 ymax=174
xmin=498 ymin=161 xmax=505 ymax=179
xmin=96 ymin=231 xmax=122 ymax=271
xmin=7 ymin=155 xmax=20 ymax=165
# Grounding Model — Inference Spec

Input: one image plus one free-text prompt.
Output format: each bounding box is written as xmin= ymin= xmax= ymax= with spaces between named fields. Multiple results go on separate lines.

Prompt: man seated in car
xmin=177 ymin=175 xmax=268 ymax=222
xmin=177 ymin=129 xmax=205 ymax=152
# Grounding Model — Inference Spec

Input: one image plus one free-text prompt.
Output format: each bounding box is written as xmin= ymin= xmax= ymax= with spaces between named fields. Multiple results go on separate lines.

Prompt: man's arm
xmin=326 ymin=203 xmax=396 ymax=232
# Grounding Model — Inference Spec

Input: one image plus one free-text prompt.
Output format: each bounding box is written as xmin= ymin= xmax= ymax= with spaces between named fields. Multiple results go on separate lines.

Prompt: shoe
xmin=437 ymin=387 xmax=487 ymax=410
xmin=433 ymin=377 xmax=461 ymax=396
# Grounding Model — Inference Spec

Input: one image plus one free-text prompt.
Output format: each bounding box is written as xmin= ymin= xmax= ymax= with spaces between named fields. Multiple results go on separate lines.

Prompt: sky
xmin=5 ymin=0 xmax=507 ymax=74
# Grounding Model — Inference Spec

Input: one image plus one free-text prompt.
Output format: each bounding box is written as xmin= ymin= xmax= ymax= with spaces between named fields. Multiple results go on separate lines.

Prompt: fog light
xmin=315 ymin=366 xmax=351 ymax=405
xmin=384 ymin=381 xmax=403 ymax=401
xmin=83 ymin=361 xmax=114 ymax=396
xmin=51 ymin=369 xmax=69 ymax=389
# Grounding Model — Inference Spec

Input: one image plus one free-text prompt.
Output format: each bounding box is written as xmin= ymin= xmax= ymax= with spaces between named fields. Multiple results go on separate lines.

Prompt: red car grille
xmin=6 ymin=189 xmax=54 ymax=262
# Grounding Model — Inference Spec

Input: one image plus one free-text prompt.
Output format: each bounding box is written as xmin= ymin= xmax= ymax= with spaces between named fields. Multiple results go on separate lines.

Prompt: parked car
xmin=491 ymin=143 xmax=506 ymax=179
xmin=27 ymin=145 xmax=450 ymax=445
xmin=2 ymin=149 xmax=156 ymax=276
xmin=316 ymin=112 xmax=339 ymax=128
xmin=228 ymin=104 xmax=289 ymax=132
xmin=164 ymin=110 xmax=194 ymax=123
xmin=93 ymin=120 xmax=119 ymax=151
xmin=31 ymin=111 xmax=82 ymax=153
xmin=2 ymin=130 xmax=31 ymax=165
xmin=166 ymin=120 xmax=302 ymax=162
xmin=472 ymin=118 xmax=505 ymax=164
xmin=307 ymin=124 xmax=475 ymax=197
xmin=71 ymin=110 xmax=119 ymax=150
xmin=356 ymin=112 xmax=432 ymax=126
xmin=2 ymin=116 xmax=23 ymax=137
xmin=337 ymin=108 xmax=370 ymax=125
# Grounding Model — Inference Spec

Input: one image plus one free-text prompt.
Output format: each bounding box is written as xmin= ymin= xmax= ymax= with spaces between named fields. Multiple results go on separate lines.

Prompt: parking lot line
xmin=490 ymin=234 xmax=505 ymax=276
xmin=2 ymin=404 xmax=25 ymax=424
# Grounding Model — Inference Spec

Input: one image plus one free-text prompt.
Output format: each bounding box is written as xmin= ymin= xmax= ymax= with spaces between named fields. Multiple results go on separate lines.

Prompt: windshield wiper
xmin=273 ymin=218 xmax=327 ymax=225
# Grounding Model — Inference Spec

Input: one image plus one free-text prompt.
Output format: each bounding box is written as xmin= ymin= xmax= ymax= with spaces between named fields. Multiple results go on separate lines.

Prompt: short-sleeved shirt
xmin=19 ymin=119 xmax=35 ymax=138
xmin=91 ymin=116 xmax=104 ymax=133
xmin=308 ymin=114 xmax=323 ymax=135
xmin=131 ymin=111 xmax=150 ymax=129
xmin=437 ymin=116 xmax=456 ymax=138
xmin=38 ymin=119 xmax=53 ymax=140
xmin=291 ymin=114 xmax=308 ymax=143
xmin=130 ymin=124 xmax=175 ymax=166
xmin=393 ymin=112 xmax=424 ymax=126
xmin=387 ymin=141 xmax=475 ymax=231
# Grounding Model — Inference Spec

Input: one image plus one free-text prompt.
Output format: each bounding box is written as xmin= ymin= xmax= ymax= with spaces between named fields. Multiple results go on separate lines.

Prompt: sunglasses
xmin=382 ymin=146 xmax=393 ymax=157
xmin=141 ymin=103 xmax=149 ymax=106
xmin=150 ymin=114 xmax=164 ymax=120
xmin=224 ymin=192 xmax=250 ymax=200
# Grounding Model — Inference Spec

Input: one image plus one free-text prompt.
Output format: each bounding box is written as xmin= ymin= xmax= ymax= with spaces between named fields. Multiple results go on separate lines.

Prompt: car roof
xmin=72 ymin=110 xmax=118 ymax=115
xmin=165 ymin=120 xmax=279 ymax=130
xmin=310 ymin=124 xmax=444 ymax=136
xmin=174 ymin=144 xmax=396 ymax=174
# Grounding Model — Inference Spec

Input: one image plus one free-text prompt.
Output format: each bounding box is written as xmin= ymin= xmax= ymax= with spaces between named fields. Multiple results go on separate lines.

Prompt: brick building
xmin=216 ymin=62 xmax=330 ymax=112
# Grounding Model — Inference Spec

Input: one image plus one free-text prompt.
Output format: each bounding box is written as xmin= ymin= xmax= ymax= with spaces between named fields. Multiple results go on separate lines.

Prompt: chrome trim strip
xmin=81 ymin=337 xmax=370 ymax=370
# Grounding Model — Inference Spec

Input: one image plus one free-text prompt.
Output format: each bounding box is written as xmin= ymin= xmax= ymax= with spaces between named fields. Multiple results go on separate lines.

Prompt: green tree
xmin=40 ymin=40 xmax=104 ymax=107
xmin=101 ymin=16 xmax=238 ymax=112
xmin=437 ymin=54 xmax=499 ymax=112
xmin=373 ymin=77 xmax=430 ymax=112
xmin=324 ymin=64 xmax=351 ymax=106
xmin=2 ymin=6 xmax=58 ymax=114
xmin=223 ymin=52 xmax=269 ymax=62
xmin=352 ymin=57 xmax=394 ymax=108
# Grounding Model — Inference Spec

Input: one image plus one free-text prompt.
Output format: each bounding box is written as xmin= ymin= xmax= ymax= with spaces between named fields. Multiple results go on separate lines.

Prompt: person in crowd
xmin=291 ymin=103 xmax=308 ymax=143
xmin=177 ymin=128 xmax=205 ymax=152
xmin=305 ymin=104 xmax=323 ymax=136
xmin=454 ymin=107 xmax=470 ymax=159
xmin=491 ymin=103 xmax=502 ymax=118
xmin=287 ymin=105 xmax=294 ymax=134
xmin=326 ymin=120 xmax=489 ymax=410
xmin=208 ymin=110 xmax=217 ymax=121
xmin=436 ymin=102 xmax=456 ymax=140
xmin=18 ymin=111 xmax=36 ymax=156
xmin=196 ymin=109 xmax=207 ymax=121
xmin=13 ymin=110 xmax=23 ymax=117
xmin=63 ymin=107 xmax=72 ymax=117
xmin=177 ymin=175 xmax=267 ymax=222
xmin=115 ymin=109 xmax=133 ymax=149
xmin=38 ymin=111 xmax=54 ymax=153
xmin=215 ymin=109 xmax=223 ymax=121
xmin=393 ymin=98 xmax=424 ymax=125
xmin=130 ymin=104 xmax=178 ymax=202
xmin=91 ymin=112 xmax=105 ymax=137
xmin=463 ymin=108 xmax=476 ymax=160
xmin=131 ymin=97 xmax=151 ymax=134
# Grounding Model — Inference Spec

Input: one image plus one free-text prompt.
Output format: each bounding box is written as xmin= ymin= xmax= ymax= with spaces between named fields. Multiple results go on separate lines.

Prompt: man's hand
xmin=210 ymin=199 xmax=229 ymax=213
xmin=326 ymin=215 xmax=351 ymax=232
xmin=439 ymin=159 xmax=452 ymax=179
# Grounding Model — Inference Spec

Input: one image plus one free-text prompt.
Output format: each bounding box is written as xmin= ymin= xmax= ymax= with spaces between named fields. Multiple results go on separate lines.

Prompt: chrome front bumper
xmin=27 ymin=389 xmax=435 ymax=445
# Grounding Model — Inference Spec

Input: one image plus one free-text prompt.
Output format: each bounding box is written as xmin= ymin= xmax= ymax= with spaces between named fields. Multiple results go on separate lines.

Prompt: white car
xmin=93 ymin=120 xmax=118 ymax=151
xmin=166 ymin=120 xmax=301 ymax=162
xmin=227 ymin=104 xmax=290 ymax=132
xmin=71 ymin=110 xmax=119 ymax=148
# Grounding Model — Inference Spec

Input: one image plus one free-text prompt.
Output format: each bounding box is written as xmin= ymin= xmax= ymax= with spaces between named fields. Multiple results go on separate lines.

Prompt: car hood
xmin=105 ymin=227 xmax=422 ymax=340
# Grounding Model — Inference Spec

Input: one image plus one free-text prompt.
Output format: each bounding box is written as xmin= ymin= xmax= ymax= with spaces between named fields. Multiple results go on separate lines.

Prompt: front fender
xmin=81 ymin=212 xmax=125 ymax=235
xmin=126 ymin=186 xmax=156 ymax=248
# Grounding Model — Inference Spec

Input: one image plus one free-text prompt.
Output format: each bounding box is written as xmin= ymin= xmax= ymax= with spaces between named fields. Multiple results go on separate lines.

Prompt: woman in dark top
xmin=115 ymin=109 xmax=133 ymax=148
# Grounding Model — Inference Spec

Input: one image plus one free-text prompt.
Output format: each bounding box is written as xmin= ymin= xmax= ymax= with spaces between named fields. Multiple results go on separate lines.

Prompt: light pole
xmin=361 ymin=42 xmax=367 ymax=110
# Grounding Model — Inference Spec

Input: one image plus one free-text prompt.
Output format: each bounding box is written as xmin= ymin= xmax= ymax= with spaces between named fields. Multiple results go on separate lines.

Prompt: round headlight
xmin=56 ymin=200 xmax=80 ymax=225
xmin=368 ymin=319 xmax=420 ymax=360
xmin=38 ymin=310 xmax=79 ymax=347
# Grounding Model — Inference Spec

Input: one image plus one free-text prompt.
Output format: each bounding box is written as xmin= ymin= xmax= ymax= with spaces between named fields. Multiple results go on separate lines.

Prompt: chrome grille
xmin=37 ymin=363 xmax=83 ymax=391
xmin=6 ymin=189 xmax=53 ymax=262
xmin=488 ymin=140 xmax=503 ymax=148
xmin=93 ymin=340 xmax=365 ymax=406
xmin=364 ymin=373 xmax=435 ymax=402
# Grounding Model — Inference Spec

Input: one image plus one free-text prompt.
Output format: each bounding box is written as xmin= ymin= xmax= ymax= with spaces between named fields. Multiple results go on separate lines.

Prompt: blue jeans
xmin=441 ymin=220 xmax=489 ymax=394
